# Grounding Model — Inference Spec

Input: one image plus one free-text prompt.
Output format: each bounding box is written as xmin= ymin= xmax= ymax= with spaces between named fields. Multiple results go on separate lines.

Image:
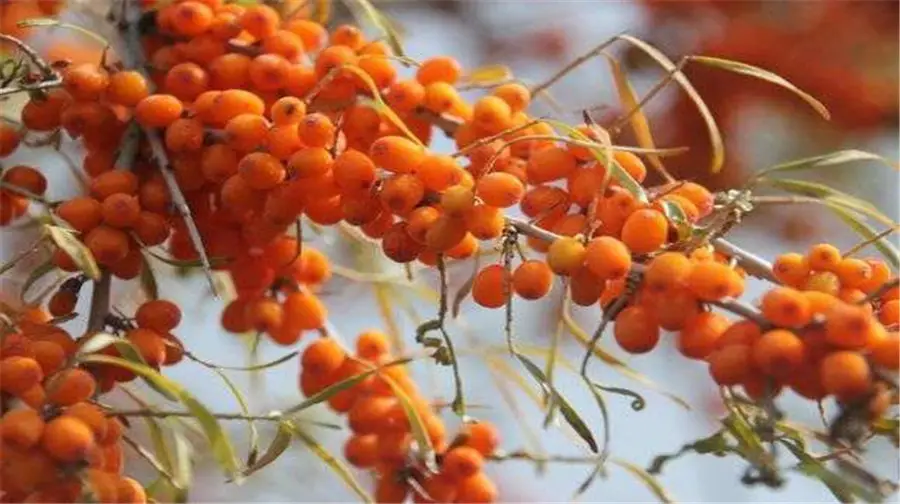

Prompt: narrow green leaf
xmin=210 ymin=351 xmax=299 ymax=372
xmin=780 ymin=439 xmax=884 ymax=502
xmin=170 ymin=429 xmax=193 ymax=503
xmin=460 ymin=65 xmax=513 ymax=87
xmin=658 ymin=199 xmax=692 ymax=241
xmin=145 ymin=249 xmax=229 ymax=268
xmin=17 ymin=18 xmax=109 ymax=45
xmin=80 ymin=355 xmax=241 ymax=479
xmin=342 ymin=65 xmax=424 ymax=147
xmin=19 ymin=260 xmax=55 ymax=304
xmin=283 ymin=357 xmax=412 ymax=415
xmin=605 ymin=55 xmax=666 ymax=178
xmin=516 ymin=353 xmax=598 ymax=453
xmin=831 ymin=206 xmax=900 ymax=268
xmin=381 ymin=372 xmax=436 ymax=470
xmin=349 ymin=0 xmax=406 ymax=59
xmin=617 ymin=34 xmax=724 ymax=174
xmin=45 ymin=225 xmax=100 ymax=280
xmin=289 ymin=423 xmax=374 ymax=503
xmin=241 ymin=421 xmax=292 ymax=477
xmin=452 ymin=255 xmax=480 ymax=318
xmin=209 ymin=367 xmax=260 ymax=470
xmin=0 ymin=236 xmax=45 ymax=277
xmin=755 ymin=149 xmax=890 ymax=178
xmin=610 ymin=458 xmax=675 ymax=503
xmin=648 ymin=430 xmax=733 ymax=474
xmin=688 ymin=55 xmax=829 ymax=120
xmin=757 ymin=177 xmax=880 ymax=212
xmin=76 ymin=332 xmax=119 ymax=356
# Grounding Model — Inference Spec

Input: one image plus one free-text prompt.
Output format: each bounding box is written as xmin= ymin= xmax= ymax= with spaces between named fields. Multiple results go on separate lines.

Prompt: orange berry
xmin=63 ymin=63 xmax=109 ymax=101
xmin=85 ymin=225 xmax=130 ymax=266
xmin=301 ymin=337 xmax=346 ymax=377
xmin=804 ymin=271 xmax=841 ymax=296
xmin=621 ymin=208 xmax=668 ymax=255
xmin=760 ymin=287 xmax=813 ymax=328
xmin=880 ymin=299 xmax=899 ymax=326
xmin=440 ymin=184 xmax=476 ymax=219
xmin=296 ymin=113 xmax=336 ymax=148
xmin=644 ymin=252 xmax=692 ymax=293
xmin=370 ymin=136 xmax=426 ymax=174
xmin=416 ymin=56 xmax=461 ymax=85
xmin=245 ymin=298 xmax=284 ymax=333
xmin=344 ymin=434 xmax=379 ymax=468
xmin=262 ymin=29 xmax=305 ymax=62
xmin=569 ymin=265 xmax=605 ymax=307
xmin=614 ymin=305 xmax=661 ymax=354
xmin=584 ymin=237 xmax=632 ymax=280
xmin=0 ymin=357 xmax=43 ymax=395
xmin=716 ymin=320 xmax=762 ymax=349
xmin=0 ymin=409 xmax=45 ymax=449
xmin=461 ymin=422 xmax=499 ymax=456
xmin=225 ymin=113 xmax=269 ymax=152
xmin=492 ymin=82 xmax=531 ymax=114
xmin=825 ymin=304 xmax=878 ymax=349
xmin=687 ymin=261 xmax=742 ymax=301
xmin=520 ymin=186 xmax=570 ymax=219
xmin=869 ymin=332 xmax=899 ymax=370
xmin=386 ymin=79 xmax=425 ymax=113
xmin=707 ymin=344 xmax=753 ymax=386
xmin=413 ymin=474 xmax=458 ymax=504
xmin=836 ymin=257 xmax=873 ymax=289
xmin=270 ymin=96 xmax=307 ymax=125
xmin=41 ymin=416 xmax=95 ymax=462
xmin=455 ymin=473 xmax=498 ymax=503
xmin=424 ymin=82 xmax=464 ymax=115
xmin=472 ymin=264 xmax=510 ymax=309
xmin=32 ymin=340 xmax=66 ymax=376
xmin=135 ymin=94 xmax=184 ymax=129
xmin=0 ymin=121 xmax=22 ymax=157
xmin=820 ymin=351 xmax=871 ymax=401
xmin=527 ymin=146 xmax=577 ymax=183
xmin=772 ymin=253 xmax=810 ymax=286
xmin=46 ymin=368 xmax=96 ymax=406
xmin=475 ymin=172 xmax=524 ymax=208
xmin=546 ymin=237 xmax=586 ymax=277
xmin=380 ymin=174 xmax=425 ymax=215
xmin=612 ymin=151 xmax=647 ymax=183
xmin=672 ymin=182 xmax=714 ymax=217
xmin=170 ymin=1 xmax=214 ymax=36
xmin=442 ymin=446 xmax=483 ymax=482
xmin=239 ymin=4 xmax=279 ymax=38
xmin=135 ymin=300 xmax=181 ymax=332
xmin=221 ymin=298 xmax=252 ymax=333
xmin=677 ymin=312 xmax=729 ymax=359
xmin=2 ymin=165 xmax=47 ymax=195
xmin=807 ymin=243 xmax=842 ymax=272
xmin=283 ymin=290 xmax=328 ymax=331
xmin=348 ymin=395 xmax=394 ymax=434
xmin=48 ymin=290 xmax=77 ymax=318
xmin=803 ymin=290 xmax=840 ymax=316
xmin=512 ymin=260 xmax=553 ymax=300
xmin=100 ymin=193 xmax=141 ymax=229
xmin=238 ymin=152 xmax=285 ymax=190
xmin=248 ymin=53 xmax=291 ymax=91
xmin=752 ymin=329 xmax=805 ymax=377
xmin=466 ymin=205 xmax=504 ymax=240
xmin=375 ymin=472 xmax=409 ymax=504
xmin=55 ymin=197 xmax=102 ymax=233
xmin=356 ymin=330 xmax=390 ymax=361
xmin=472 ymin=96 xmax=512 ymax=134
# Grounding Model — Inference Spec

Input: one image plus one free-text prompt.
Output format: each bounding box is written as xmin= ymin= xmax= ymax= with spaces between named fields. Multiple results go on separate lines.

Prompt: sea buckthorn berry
xmin=380 ymin=174 xmax=425 ymax=215
xmin=804 ymin=271 xmax=841 ymax=296
xmin=249 ymin=53 xmax=291 ymax=91
xmin=32 ymin=340 xmax=65 ymax=375
xmin=472 ymin=264 xmax=510 ymax=309
xmin=331 ymin=24 xmax=365 ymax=50
xmin=520 ymin=186 xmax=570 ymax=219
xmin=164 ymin=117 xmax=205 ymax=153
xmin=612 ymin=151 xmax=647 ymax=183
xmin=859 ymin=259 xmax=890 ymax=293
xmin=442 ymin=446 xmax=484 ymax=482
xmin=424 ymin=82 xmax=464 ymax=115
xmin=671 ymin=182 xmax=713 ymax=217
xmin=416 ymin=56 xmax=462 ymax=86
xmin=386 ymin=79 xmax=425 ymax=113
xmin=333 ymin=149 xmax=377 ymax=195
xmin=226 ymin=113 xmax=270 ymax=152
xmin=644 ymin=252 xmax=692 ymax=293
xmin=221 ymin=298 xmax=252 ymax=333
xmin=287 ymin=147 xmax=333 ymax=179
xmin=512 ymin=260 xmax=553 ymax=300
xmin=239 ymin=4 xmax=279 ymax=38
xmin=63 ymin=63 xmax=109 ymax=101
xmin=880 ymin=299 xmax=899 ymax=326
xmin=136 ymin=300 xmax=182 ymax=332
xmin=42 ymin=416 xmax=95 ymax=462
xmin=296 ymin=113 xmax=336 ymax=148
xmin=382 ymin=222 xmax=424 ymax=263
xmin=440 ymin=185 xmax=476 ymax=219
xmin=170 ymin=1 xmax=214 ymax=36
xmin=461 ymin=422 xmax=499 ymax=456
xmin=0 ymin=408 xmax=45 ymax=450
xmin=547 ymin=237 xmax=586 ymax=277
xmin=717 ymin=320 xmax=762 ymax=349
xmin=820 ymin=351 xmax=871 ymax=401
xmin=356 ymin=330 xmax=390 ymax=361
xmin=0 ymin=121 xmax=22 ymax=157
xmin=620 ymin=209 xmax=667 ymax=255
xmin=527 ymin=146 xmax=577 ymax=183
xmin=870 ymin=332 xmax=899 ymax=370
xmin=772 ymin=253 xmax=810 ymax=286
xmin=165 ymin=62 xmax=209 ymax=101
xmin=46 ymin=368 xmax=96 ymax=406
xmin=585 ymin=237 xmax=632 ymax=280
xmin=370 ymin=136 xmax=426 ymax=174
xmin=476 ymin=172 xmax=524 ymax=208
xmin=825 ymin=304 xmax=877 ymax=349
xmin=761 ymin=287 xmax=813 ymax=328
xmin=406 ymin=206 xmax=442 ymax=244
xmin=344 ymin=434 xmax=379 ymax=468
xmin=492 ymin=82 xmax=531 ymax=114
xmin=91 ymin=170 xmax=139 ymax=200
xmin=472 ymin=96 xmax=513 ymax=134
xmin=270 ymin=96 xmax=307 ymax=125
xmin=614 ymin=305 xmax=661 ymax=354
xmin=836 ymin=257 xmax=873 ymax=289
xmin=135 ymin=94 xmax=184 ymax=128
xmin=413 ymin=475 xmax=457 ymax=504
xmin=348 ymin=395 xmax=394 ymax=435
xmin=211 ymin=89 xmax=266 ymax=126
xmin=283 ymin=290 xmax=328 ymax=331
xmin=455 ymin=473 xmax=498 ymax=503
xmin=48 ymin=289 xmax=77 ymax=317
xmin=687 ymin=261 xmax=742 ymax=301
xmin=301 ymin=338 xmax=346 ymax=377
xmin=100 ymin=193 xmax=141 ymax=229
xmin=707 ymin=344 xmax=753 ymax=386
xmin=567 ymin=265 xmax=603 ymax=306
xmin=262 ymin=30 xmax=305 ymax=62
xmin=125 ymin=328 xmax=167 ymax=367
xmin=246 ymin=298 xmax=284 ymax=333
xmin=752 ymin=329 xmax=805 ymax=377
xmin=466 ymin=205 xmax=504 ymax=240
xmin=375 ymin=473 xmax=409 ymax=504
xmin=85 ymin=225 xmax=130 ymax=265
xmin=807 ymin=243 xmax=842 ymax=272
xmin=678 ymin=312 xmax=729 ymax=359
xmin=239 ymin=152 xmax=285 ymax=190
xmin=3 ymin=165 xmax=47 ymax=195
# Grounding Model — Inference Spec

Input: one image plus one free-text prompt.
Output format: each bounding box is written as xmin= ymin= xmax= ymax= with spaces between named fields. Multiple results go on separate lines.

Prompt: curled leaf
xmin=45 ymin=225 xmax=100 ymax=280
xmin=460 ymin=65 xmax=513 ymax=87
xmin=241 ymin=421 xmax=292 ymax=478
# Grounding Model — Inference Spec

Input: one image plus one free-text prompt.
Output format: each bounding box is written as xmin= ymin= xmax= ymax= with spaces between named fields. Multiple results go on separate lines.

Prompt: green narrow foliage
xmin=348 ymin=0 xmax=407 ymax=59
xmin=79 ymin=354 xmax=242 ymax=480
xmin=45 ymin=225 xmax=100 ymax=280
xmin=381 ymin=373 xmax=436 ymax=470
xmin=755 ymin=149 xmax=891 ymax=177
xmin=241 ymin=421 xmax=293 ymax=478
xmin=209 ymin=367 xmax=260 ymax=468
xmin=831 ymin=207 xmax=900 ymax=268
xmin=616 ymin=34 xmax=725 ymax=174
xmin=288 ymin=423 xmax=374 ymax=503
xmin=610 ymin=458 xmax=675 ymax=503
xmin=688 ymin=55 xmax=829 ymax=119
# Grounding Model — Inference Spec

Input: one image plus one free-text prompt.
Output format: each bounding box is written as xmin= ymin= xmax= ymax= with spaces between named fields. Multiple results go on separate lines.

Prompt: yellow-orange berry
xmin=547 ymin=237 xmax=586 ymax=277
xmin=512 ymin=260 xmax=553 ymax=300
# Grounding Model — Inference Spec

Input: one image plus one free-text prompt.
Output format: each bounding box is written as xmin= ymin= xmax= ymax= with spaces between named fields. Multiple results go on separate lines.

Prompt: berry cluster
xmin=298 ymin=330 xmax=499 ymax=503
xmin=0 ymin=308 xmax=141 ymax=503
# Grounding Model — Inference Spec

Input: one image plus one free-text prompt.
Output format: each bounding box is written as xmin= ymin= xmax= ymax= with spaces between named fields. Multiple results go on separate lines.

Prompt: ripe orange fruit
xmin=614 ymin=305 xmax=661 ymax=354
xmin=0 ymin=408 xmax=45 ymax=449
xmin=772 ymin=253 xmax=810 ymax=287
xmin=760 ymin=287 xmax=813 ymax=328
xmin=825 ymin=304 xmax=878 ymax=349
xmin=677 ymin=312 xmax=729 ymax=359
xmin=707 ymin=344 xmax=753 ymax=386
xmin=644 ymin=252 xmax=692 ymax=293
xmin=687 ymin=261 xmax=742 ymax=301
xmin=512 ymin=260 xmax=553 ymax=300
xmin=42 ymin=416 xmax=95 ymax=462
xmin=0 ymin=356 xmax=43 ymax=395
xmin=585 ymin=237 xmax=632 ymax=280
xmin=441 ymin=446 xmax=484 ymax=482
xmin=301 ymin=338 xmax=346 ymax=377
xmin=472 ymin=264 xmax=510 ymax=309
xmin=547 ymin=237 xmax=586 ymax=277
xmin=752 ymin=329 xmax=805 ymax=377
xmin=820 ymin=351 xmax=871 ymax=401
xmin=621 ymin=209 xmax=668 ymax=255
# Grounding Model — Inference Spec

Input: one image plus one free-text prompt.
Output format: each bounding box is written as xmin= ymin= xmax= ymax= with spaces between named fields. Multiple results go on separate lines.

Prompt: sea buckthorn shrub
xmin=0 ymin=0 xmax=897 ymax=502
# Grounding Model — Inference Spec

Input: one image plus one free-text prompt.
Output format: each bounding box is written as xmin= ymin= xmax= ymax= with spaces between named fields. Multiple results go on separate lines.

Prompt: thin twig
xmin=712 ymin=238 xmax=779 ymax=284
xmin=489 ymin=449 xmax=606 ymax=465
xmin=86 ymin=272 xmax=111 ymax=333
xmin=111 ymin=408 xmax=285 ymax=421
xmin=609 ymin=57 xmax=688 ymax=135
xmin=123 ymin=18 xmax=218 ymax=296
xmin=529 ymin=34 xmax=621 ymax=96
xmin=860 ymin=277 xmax=900 ymax=305
xmin=842 ymin=225 xmax=900 ymax=259
xmin=0 ymin=34 xmax=55 ymax=77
